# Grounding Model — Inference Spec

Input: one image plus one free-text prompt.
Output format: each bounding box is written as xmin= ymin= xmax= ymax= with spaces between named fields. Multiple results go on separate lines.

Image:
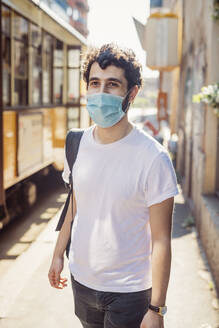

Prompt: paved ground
xmin=0 ymin=186 xmax=218 ymax=328
xmin=0 ymin=180 xmax=66 ymax=278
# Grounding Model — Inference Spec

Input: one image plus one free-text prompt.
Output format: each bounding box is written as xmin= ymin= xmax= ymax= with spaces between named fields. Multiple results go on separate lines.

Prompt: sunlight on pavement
xmin=46 ymin=208 xmax=59 ymax=214
xmin=19 ymin=223 xmax=47 ymax=243
xmin=40 ymin=212 xmax=54 ymax=219
xmin=57 ymin=193 xmax=68 ymax=203
xmin=6 ymin=243 xmax=29 ymax=257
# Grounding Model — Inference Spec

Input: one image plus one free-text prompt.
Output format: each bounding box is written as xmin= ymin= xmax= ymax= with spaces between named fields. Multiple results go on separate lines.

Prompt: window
xmin=2 ymin=5 xmax=11 ymax=106
xmin=13 ymin=12 xmax=28 ymax=106
xmin=67 ymin=107 xmax=80 ymax=129
xmin=53 ymin=39 xmax=63 ymax=104
xmin=31 ymin=24 xmax=42 ymax=105
xmin=67 ymin=47 xmax=80 ymax=104
xmin=42 ymin=32 xmax=53 ymax=104
xmin=72 ymin=8 xmax=79 ymax=21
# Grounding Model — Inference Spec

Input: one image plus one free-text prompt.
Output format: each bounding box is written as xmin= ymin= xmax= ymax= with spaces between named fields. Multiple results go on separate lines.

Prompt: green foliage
xmin=212 ymin=0 xmax=219 ymax=20
xmin=193 ymin=83 xmax=219 ymax=117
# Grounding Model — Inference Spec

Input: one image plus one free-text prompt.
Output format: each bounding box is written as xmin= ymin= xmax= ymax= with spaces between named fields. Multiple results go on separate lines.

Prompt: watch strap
xmin=149 ymin=304 xmax=160 ymax=312
xmin=148 ymin=304 xmax=167 ymax=316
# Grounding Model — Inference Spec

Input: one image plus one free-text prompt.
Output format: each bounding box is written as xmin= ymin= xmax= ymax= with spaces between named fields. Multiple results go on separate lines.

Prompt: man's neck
xmin=93 ymin=116 xmax=134 ymax=144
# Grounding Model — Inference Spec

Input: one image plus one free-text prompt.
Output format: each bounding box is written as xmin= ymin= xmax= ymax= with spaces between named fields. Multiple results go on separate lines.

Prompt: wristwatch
xmin=148 ymin=304 xmax=167 ymax=316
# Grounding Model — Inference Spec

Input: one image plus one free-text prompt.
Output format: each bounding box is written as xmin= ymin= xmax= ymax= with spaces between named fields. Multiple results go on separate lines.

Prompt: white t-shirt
xmin=62 ymin=124 xmax=179 ymax=292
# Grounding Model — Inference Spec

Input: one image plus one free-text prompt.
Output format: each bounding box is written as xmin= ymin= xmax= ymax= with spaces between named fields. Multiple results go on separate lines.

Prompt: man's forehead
xmin=89 ymin=62 xmax=126 ymax=81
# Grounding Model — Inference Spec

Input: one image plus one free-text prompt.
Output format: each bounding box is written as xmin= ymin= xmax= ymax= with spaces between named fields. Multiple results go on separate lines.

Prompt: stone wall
xmin=163 ymin=0 xmax=219 ymax=294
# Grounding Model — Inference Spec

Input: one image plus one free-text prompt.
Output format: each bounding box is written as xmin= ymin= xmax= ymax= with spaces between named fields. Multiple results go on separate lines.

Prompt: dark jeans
xmin=71 ymin=275 xmax=152 ymax=328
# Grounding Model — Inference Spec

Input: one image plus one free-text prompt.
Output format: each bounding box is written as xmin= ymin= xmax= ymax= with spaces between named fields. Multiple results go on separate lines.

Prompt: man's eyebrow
xmin=89 ymin=77 xmax=100 ymax=82
xmin=88 ymin=77 xmax=122 ymax=84
xmin=107 ymin=78 xmax=122 ymax=84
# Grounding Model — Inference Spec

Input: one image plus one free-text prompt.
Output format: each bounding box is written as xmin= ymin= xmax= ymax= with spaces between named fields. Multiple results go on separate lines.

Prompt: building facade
xmin=160 ymin=0 xmax=219 ymax=293
xmin=39 ymin=0 xmax=89 ymax=37
xmin=68 ymin=0 xmax=89 ymax=37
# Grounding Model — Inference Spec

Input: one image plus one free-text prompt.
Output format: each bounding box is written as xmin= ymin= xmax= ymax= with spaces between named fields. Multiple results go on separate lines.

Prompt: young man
xmin=48 ymin=44 xmax=179 ymax=328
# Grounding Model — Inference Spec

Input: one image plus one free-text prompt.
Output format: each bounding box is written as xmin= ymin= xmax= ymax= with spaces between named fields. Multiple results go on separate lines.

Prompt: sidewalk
xmin=0 ymin=188 xmax=218 ymax=328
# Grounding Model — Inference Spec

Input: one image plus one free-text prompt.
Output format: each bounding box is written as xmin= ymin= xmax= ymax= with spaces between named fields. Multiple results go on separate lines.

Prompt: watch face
xmin=160 ymin=306 xmax=167 ymax=315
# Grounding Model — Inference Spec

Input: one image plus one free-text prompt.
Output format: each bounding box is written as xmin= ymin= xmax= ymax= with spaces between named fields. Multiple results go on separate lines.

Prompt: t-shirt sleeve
xmin=62 ymin=146 xmax=71 ymax=184
xmin=146 ymin=151 xmax=179 ymax=207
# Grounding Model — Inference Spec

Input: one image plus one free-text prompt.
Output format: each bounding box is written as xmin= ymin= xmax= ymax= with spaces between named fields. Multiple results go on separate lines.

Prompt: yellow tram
xmin=0 ymin=0 xmax=90 ymax=228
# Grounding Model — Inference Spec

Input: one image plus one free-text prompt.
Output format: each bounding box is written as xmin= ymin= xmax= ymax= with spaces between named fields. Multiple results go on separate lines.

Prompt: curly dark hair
xmin=82 ymin=43 xmax=143 ymax=90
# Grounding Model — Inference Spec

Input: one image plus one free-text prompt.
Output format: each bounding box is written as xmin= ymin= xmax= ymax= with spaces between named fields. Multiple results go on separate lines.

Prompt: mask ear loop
xmin=122 ymin=87 xmax=134 ymax=113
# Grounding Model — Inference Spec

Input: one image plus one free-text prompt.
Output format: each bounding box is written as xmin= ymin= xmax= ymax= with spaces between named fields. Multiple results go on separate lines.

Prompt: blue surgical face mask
xmin=86 ymin=92 xmax=130 ymax=128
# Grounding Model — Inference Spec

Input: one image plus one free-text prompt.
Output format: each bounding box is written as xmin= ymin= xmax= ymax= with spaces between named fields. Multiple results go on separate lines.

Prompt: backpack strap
xmin=65 ymin=128 xmax=84 ymax=187
xmin=55 ymin=128 xmax=84 ymax=258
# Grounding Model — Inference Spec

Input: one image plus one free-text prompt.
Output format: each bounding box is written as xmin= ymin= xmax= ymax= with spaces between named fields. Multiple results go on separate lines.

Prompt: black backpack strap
xmin=65 ymin=128 xmax=84 ymax=187
xmin=55 ymin=128 xmax=84 ymax=258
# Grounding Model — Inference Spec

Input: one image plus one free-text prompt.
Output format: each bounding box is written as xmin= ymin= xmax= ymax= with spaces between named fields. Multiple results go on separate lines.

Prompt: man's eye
xmin=89 ymin=81 xmax=99 ymax=86
xmin=108 ymin=82 xmax=119 ymax=87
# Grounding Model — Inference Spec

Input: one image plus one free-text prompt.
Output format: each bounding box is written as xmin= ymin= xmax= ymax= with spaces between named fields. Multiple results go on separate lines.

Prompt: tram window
xmin=2 ymin=5 xmax=10 ymax=34
xmin=54 ymin=68 xmax=63 ymax=104
xmin=54 ymin=40 xmax=63 ymax=67
xmin=68 ymin=49 xmax=80 ymax=68
xmin=53 ymin=39 xmax=64 ymax=104
xmin=31 ymin=24 xmax=42 ymax=105
xmin=14 ymin=41 xmax=28 ymax=105
xmin=67 ymin=107 xmax=80 ymax=129
xmin=13 ymin=13 xmax=28 ymax=106
xmin=2 ymin=36 xmax=11 ymax=106
xmin=13 ymin=12 xmax=28 ymax=42
xmin=32 ymin=48 xmax=42 ymax=104
xmin=31 ymin=24 xmax=41 ymax=48
xmin=42 ymin=32 xmax=53 ymax=104
xmin=67 ymin=47 xmax=80 ymax=104
xmin=68 ymin=69 xmax=80 ymax=103
xmin=2 ymin=5 xmax=11 ymax=106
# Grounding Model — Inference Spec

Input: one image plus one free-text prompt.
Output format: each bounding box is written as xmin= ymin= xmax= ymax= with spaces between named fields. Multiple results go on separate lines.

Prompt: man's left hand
xmin=140 ymin=309 xmax=164 ymax=328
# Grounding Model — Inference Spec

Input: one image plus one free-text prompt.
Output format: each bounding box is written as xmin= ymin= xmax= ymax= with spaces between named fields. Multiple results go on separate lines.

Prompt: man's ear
xmin=128 ymin=85 xmax=139 ymax=103
xmin=122 ymin=85 xmax=139 ymax=112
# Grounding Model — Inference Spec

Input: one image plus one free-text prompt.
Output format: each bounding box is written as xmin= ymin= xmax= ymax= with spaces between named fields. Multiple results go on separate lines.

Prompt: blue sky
xmin=87 ymin=0 xmax=159 ymax=78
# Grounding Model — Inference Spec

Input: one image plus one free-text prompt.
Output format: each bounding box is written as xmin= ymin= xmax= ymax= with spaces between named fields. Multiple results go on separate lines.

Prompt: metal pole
xmin=159 ymin=70 xmax=163 ymax=92
xmin=157 ymin=70 xmax=163 ymax=130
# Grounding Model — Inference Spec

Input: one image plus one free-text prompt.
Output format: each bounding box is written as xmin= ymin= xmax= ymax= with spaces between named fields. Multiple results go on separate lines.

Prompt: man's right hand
xmin=48 ymin=256 xmax=68 ymax=289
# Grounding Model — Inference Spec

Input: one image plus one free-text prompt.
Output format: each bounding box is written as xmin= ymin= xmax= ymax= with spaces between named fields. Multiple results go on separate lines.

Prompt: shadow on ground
xmin=0 ymin=170 xmax=67 ymax=267
xmin=172 ymin=201 xmax=194 ymax=239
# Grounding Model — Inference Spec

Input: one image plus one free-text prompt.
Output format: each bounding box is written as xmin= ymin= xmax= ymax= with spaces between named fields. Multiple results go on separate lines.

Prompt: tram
xmin=0 ymin=0 xmax=91 ymax=228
